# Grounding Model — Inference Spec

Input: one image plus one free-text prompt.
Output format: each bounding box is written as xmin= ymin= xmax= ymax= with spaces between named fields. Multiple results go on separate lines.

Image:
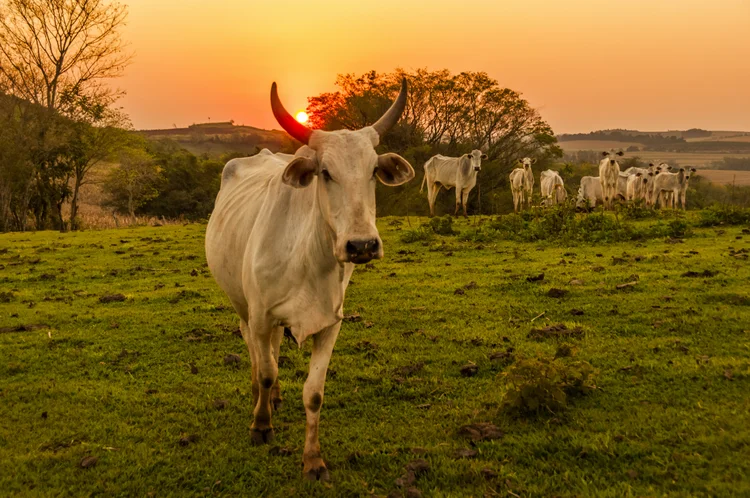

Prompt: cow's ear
xmin=282 ymin=157 xmax=318 ymax=188
xmin=376 ymin=153 xmax=415 ymax=186
xmin=602 ymin=151 xmax=610 ymax=157
xmin=616 ymin=151 xmax=624 ymax=156
xmin=691 ymin=168 xmax=697 ymax=172
xmin=531 ymin=158 xmax=538 ymax=164
xmin=481 ymin=154 xmax=488 ymax=160
xmin=649 ymin=163 xmax=654 ymax=166
xmin=518 ymin=158 xmax=524 ymax=164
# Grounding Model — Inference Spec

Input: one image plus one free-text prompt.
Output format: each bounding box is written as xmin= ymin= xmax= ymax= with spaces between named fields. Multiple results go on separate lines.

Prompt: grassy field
xmin=696 ymin=170 xmax=750 ymax=186
xmin=1 ymin=216 xmax=749 ymax=496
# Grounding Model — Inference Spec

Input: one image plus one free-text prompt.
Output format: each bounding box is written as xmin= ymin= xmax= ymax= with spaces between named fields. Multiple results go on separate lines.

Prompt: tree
xmin=0 ymin=0 xmax=130 ymax=113
xmin=0 ymin=0 xmax=131 ymax=230
xmin=104 ymin=148 xmax=161 ymax=220
xmin=306 ymin=69 xmax=562 ymax=215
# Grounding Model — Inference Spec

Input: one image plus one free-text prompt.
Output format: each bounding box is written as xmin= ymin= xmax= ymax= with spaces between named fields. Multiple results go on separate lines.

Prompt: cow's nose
xmin=345 ymin=239 xmax=379 ymax=263
xmin=474 ymin=167 xmax=481 ymax=171
xmin=610 ymin=160 xmax=615 ymax=165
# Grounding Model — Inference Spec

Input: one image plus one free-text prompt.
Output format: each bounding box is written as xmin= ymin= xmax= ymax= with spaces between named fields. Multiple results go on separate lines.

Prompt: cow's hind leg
xmin=247 ymin=315 xmax=278 ymax=445
xmin=427 ymin=182 xmax=439 ymax=217
xmin=270 ymin=326 xmax=284 ymax=411
xmin=302 ymin=322 xmax=341 ymax=481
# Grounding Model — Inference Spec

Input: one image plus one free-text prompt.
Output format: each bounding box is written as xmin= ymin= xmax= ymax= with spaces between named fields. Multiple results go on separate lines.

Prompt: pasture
xmin=1 ymin=216 xmax=749 ymax=496
xmin=559 ymin=140 xmax=750 ymax=168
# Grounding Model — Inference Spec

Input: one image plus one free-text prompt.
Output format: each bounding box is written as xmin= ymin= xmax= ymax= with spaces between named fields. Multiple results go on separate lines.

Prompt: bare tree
xmin=0 ymin=0 xmax=131 ymax=230
xmin=0 ymin=0 xmax=131 ymax=113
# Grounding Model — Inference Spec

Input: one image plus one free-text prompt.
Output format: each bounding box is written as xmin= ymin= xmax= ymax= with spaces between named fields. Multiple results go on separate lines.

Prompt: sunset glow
xmin=295 ymin=111 xmax=309 ymax=125
xmin=119 ymin=0 xmax=750 ymax=133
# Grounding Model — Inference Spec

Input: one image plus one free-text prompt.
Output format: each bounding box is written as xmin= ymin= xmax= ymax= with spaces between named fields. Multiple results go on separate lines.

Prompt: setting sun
xmin=295 ymin=111 xmax=309 ymax=124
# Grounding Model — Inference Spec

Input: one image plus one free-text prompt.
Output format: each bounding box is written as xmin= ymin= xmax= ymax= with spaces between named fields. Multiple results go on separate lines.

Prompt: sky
xmin=119 ymin=0 xmax=750 ymax=133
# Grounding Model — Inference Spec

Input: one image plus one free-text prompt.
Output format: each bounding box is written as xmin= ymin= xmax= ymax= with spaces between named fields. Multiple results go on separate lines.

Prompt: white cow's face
xmin=518 ymin=157 xmax=536 ymax=171
xmin=601 ymin=150 xmax=624 ymax=167
xmin=283 ymin=129 xmax=414 ymax=265
xmin=273 ymin=79 xmax=414 ymax=265
xmin=684 ymin=167 xmax=697 ymax=181
xmin=467 ymin=149 xmax=487 ymax=172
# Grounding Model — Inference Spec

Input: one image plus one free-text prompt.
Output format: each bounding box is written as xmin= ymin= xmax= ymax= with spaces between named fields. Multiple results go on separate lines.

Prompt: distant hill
xmin=558 ymin=129 xmax=750 ymax=158
xmin=139 ymin=122 xmax=299 ymax=159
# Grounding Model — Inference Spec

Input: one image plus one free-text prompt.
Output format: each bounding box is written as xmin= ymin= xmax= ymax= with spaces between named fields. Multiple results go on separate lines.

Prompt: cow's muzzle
xmin=474 ymin=167 xmax=481 ymax=172
xmin=345 ymin=238 xmax=380 ymax=264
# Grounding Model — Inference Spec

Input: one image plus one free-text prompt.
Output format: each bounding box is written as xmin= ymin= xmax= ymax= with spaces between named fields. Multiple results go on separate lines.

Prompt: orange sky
xmin=119 ymin=0 xmax=750 ymax=133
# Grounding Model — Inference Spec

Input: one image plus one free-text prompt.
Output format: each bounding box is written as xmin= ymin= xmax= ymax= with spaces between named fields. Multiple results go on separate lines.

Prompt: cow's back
xmin=426 ymin=155 xmax=461 ymax=186
xmin=205 ymin=150 xmax=289 ymax=316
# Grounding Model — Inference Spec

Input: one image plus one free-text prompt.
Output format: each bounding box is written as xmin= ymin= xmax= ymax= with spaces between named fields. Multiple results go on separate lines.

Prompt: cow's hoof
xmin=272 ymin=397 xmax=283 ymax=412
xmin=303 ymin=465 xmax=330 ymax=482
xmin=250 ymin=427 xmax=275 ymax=445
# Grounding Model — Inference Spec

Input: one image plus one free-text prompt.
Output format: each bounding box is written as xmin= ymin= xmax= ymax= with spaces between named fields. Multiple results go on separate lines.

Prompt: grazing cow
xmin=205 ymin=79 xmax=414 ymax=481
xmin=576 ymin=175 xmax=603 ymax=209
xmin=540 ymin=169 xmax=566 ymax=206
xmin=509 ymin=158 xmax=536 ymax=212
xmin=420 ymin=150 xmax=487 ymax=217
xmin=599 ymin=150 xmax=624 ymax=209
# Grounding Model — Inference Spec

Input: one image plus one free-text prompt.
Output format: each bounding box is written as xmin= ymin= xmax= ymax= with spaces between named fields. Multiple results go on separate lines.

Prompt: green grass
xmin=1 ymin=217 xmax=749 ymax=497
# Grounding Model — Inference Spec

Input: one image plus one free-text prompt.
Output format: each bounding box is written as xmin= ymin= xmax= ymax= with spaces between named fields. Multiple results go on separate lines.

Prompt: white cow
xmin=677 ymin=167 xmax=697 ymax=209
xmin=616 ymin=172 xmax=631 ymax=200
xmin=509 ymin=157 xmax=536 ymax=212
xmin=420 ymin=150 xmax=486 ymax=217
xmin=654 ymin=167 xmax=696 ymax=209
xmin=205 ymin=80 xmax=414 ymax=481
xmin=599 ymin=150 xmax=624 ymax=209
xmin=626 ymin=172 xmax=648 ymax=202
xmin=576 ymin=176 xmax=603 ymax=209
xmin=653 ymin=168 xmax=689 ymax=209
xmin=540 ymin=169 xmax=566 ymax=206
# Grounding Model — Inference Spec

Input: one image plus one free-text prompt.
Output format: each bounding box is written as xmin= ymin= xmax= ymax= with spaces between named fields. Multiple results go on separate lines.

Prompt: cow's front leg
xmin=462 ymin=190 xmax=469 ymax=217
xmin=248 ymin=315 xmax=278 ymax=445
xmin=302 ymin=322 xmax=340 ymax=481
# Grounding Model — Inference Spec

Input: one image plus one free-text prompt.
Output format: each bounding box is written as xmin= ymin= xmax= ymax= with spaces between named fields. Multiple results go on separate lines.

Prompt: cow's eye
xmin=321 ymin=169 xmax=332 ymax=182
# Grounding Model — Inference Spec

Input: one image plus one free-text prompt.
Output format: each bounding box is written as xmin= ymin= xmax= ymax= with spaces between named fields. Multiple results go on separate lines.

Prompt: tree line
xmin=307 ymin=69 xmax=562 ymax=216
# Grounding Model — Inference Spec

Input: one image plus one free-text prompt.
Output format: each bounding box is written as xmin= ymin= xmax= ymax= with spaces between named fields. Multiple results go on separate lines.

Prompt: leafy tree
xmin=104 ymin=148 xmax=161 ymax=220
xmin=306 ymin=69 xmax=562 ymax=215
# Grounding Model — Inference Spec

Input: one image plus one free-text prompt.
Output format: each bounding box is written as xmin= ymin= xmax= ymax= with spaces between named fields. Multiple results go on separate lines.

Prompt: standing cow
xmin=508 ymin=157 xmax=536 ymax=212
xmin=599 ymin=150 xmax=624 ymax=209
xmin=205 ymin=79 xmax=414 ymax=481
xmin=540 ymin=169 xmax=566 ymax=206
xmin=420 ymin=150 xmax=487 ymax=217
xmin=576 ymin=175 xmax=603 ymax=210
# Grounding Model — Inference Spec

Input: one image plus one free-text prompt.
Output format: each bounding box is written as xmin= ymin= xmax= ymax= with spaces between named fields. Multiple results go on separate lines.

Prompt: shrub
xmin=458 ymin=227 xmax=501 ymax=243
xmin=621 ymin=201 xmax=659 ymax=220
xmin=501 ymin=356 xmax=598 ymax=415
xmin=696 ymin=205 xmax=750 ymax=227
xmin=399 ymin=227 xmax=434 ymax=244
xmin=426 ymin=215 xmax=456 ymax=235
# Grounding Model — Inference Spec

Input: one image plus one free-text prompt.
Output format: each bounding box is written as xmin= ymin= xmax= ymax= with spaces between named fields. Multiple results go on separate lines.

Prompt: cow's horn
xmin=271 ymin=82 xmax=313 ymax=145
xmin=372 ymin=78 xmax=408 ymax=137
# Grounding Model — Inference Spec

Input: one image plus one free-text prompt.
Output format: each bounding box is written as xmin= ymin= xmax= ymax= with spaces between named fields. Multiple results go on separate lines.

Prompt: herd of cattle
xmin=204 ymin=79 xmax=698 ymax=481
xmin=420 ymin=149 xmax=698 ymax=216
